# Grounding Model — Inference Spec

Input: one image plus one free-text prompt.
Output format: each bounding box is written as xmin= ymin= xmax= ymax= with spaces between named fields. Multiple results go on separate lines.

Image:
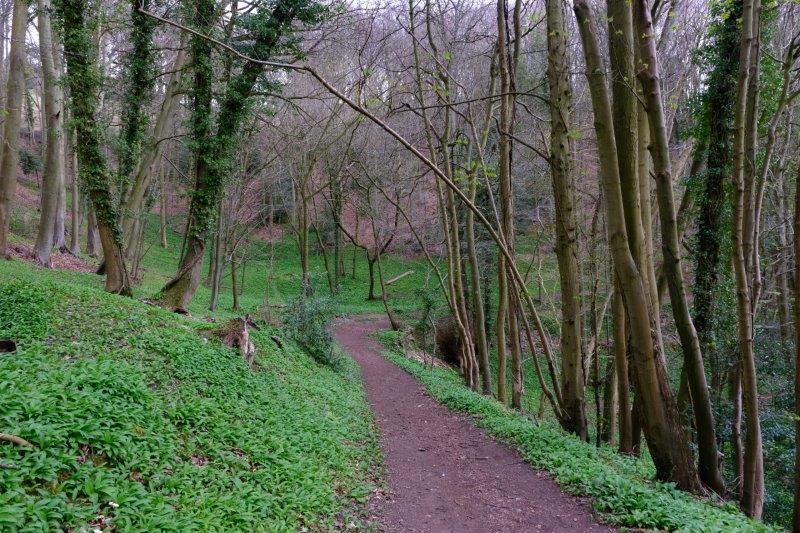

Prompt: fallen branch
xmin=0 ymin=433 xmax=34 ymax=448
xmin=385 ymin=270 xmax=414 ymax=286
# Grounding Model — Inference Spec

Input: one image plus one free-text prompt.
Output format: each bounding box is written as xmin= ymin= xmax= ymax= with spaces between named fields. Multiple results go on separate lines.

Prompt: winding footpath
xmin=334 ymin=315 xmax=612 ymax=533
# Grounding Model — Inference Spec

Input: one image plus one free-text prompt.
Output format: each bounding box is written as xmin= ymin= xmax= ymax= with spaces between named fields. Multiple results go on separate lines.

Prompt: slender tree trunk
xmin=159 ymin=164 xmax=168 ymax=248
xmin=601 ymin=356 xmax=617 ymax=445
xmin=573 ymin=0 xmax=700 ymax=491
xmin=86 ymin=203 xmax=99 ymax=257
xmin=0 ymin=0 xmax=26 ymax=258
xmin=546 ymin=0 xmax=586 ymax=439
xmin=792 ymin=160 xmax=800 ymax=533
xmin=69 ymin=136 xmax=81 ymax=254
xmin=122 ymin=43 xmax=187 ymax=251
xmin=730 ymin=0 xmax=764 ymax=515
xmin=231 ymin=252 xmax=239 ymax=311
xmin=497 ymin=0 xmax=523 ymax=407
xmin=466 ymin=171 xmax=492 ymax=394
xmin=777 ymin=174 xmax=792 ymax=343
xmin=497 ymin=255 xmax=508 ymax=403
xmin=34 ymin=0 xmax=66 ymax=267
xmin=209 ymin=202 xmax=224 ymax=311
xmin=633 ymin=0 xmax=725 ymax=494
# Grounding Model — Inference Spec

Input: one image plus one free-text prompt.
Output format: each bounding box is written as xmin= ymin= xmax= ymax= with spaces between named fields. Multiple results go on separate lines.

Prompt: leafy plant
xmin=284 ymin=288 xmax=338 ymax=367
xmin=18 ymin=148 xmax=42 ymax=175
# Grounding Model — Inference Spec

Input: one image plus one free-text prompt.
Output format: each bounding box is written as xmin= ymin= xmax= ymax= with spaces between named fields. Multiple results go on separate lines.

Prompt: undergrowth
xmin=0 ymin=261 xmax=382 ymax=531
xmin=374 ymin=330 xmax=775 ymax=533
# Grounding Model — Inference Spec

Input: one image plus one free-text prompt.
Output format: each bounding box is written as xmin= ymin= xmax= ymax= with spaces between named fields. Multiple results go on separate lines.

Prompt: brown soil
xmin=334 ymin=315 xmax=613 ymax=533
xmin=7 ymin=244 xmax=97 ymax=273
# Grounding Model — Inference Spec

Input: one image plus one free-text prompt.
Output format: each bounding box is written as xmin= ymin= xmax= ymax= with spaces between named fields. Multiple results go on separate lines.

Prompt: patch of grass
xmin=0 ymin=261 xmax=382 ymax=531
xmin=132 ymin=216 xmax=435 ymax=318
xmin=374 ymin=330 xmax=774 ymax=532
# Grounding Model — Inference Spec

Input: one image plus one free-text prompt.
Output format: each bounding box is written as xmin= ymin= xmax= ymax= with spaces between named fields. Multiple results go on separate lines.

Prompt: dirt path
xmin=334 ymin=315 xmax=612 ymax=533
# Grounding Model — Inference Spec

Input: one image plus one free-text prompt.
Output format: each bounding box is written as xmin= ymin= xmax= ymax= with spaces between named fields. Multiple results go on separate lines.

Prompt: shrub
xmin=19 ymin=148 xmax=42 ymax=175
xmin=284 ymin=292 xmax=338 ymax=367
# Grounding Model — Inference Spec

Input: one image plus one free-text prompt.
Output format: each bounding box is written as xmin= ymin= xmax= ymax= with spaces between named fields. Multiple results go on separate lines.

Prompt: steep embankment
xmin=0 ymin=260 xmax=380 ymax=531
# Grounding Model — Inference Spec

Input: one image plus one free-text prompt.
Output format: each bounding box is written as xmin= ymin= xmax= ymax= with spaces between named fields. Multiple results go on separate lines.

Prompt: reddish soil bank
xmin=334 ymin=315 xmax=612 ymax=533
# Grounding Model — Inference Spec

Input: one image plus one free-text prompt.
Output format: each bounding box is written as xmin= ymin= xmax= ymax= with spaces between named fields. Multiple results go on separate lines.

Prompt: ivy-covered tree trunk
xmin=161 ymin=0 xmax=315 ymax=310
xmin=56 ymin=0 xmax=131 ymax=295
xmin=0 ymin=0 xmax=26 ymax=259
xmin=694 ymin=1 xmax=739 ymax=397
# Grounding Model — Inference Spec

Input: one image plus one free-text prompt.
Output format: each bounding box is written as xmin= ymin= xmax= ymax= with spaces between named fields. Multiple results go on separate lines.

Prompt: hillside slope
xmin=0 ymin=259 xmax=380 ymax=531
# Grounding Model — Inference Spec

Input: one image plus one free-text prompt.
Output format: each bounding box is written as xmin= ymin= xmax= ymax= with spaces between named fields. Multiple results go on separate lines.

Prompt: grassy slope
xmin=0 ymin=256 xmax=382 ymax=531
xmin=134 ymin=213 xmax=435 ymax=318
xmin=375 ymin=330 xmax=774 ymax=532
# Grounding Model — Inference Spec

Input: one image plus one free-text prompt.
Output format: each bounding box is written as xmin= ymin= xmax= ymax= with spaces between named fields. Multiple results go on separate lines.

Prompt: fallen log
xmin=385 ymin=270 xmax=413 ymax=286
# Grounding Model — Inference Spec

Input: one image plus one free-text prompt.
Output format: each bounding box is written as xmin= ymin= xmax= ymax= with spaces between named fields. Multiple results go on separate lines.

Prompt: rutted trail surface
xmin=334 ymin=315 xmax=611 ymax=533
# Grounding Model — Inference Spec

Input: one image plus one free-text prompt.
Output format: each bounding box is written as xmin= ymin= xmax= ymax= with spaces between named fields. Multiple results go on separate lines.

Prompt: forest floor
xmin=335 ymin=314 xmax=611 ymax=533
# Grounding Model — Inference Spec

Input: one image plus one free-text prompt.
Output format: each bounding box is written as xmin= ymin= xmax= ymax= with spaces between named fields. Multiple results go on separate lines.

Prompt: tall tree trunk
xmin=777 ymin=174 xmax=792 ymax=344
xmin=730 ymin=0 xmax=764 ymax=516
xmin=160 ymin=0 xmax=301 ymax=310
xmin=57 ymin=0 xmax=131 ymax=295
xmin=34 ymin=0 xmax=65 ymax=267
xmin=68 ymin=126 xmax=81 ymax=254
xmin=0 ymin=0 xmax=26 ymax=258
xmin=159 ymin=163 xmax=168 ymax=248
xmin=545 ymin=0 xmax=586 ymax=439
xmin=792 ymin=160 xmax=800 ymax=533
xmin=497 ymin=0 xmax=523 ymax=407
xmin=209 ymin=201 xmax=225 ymax=311
xmin=466 ymin=171 xmax=492 ymax=394
xmin=122 ymin=43 xmax=187 ymax=253
xmin=633 ymin=0 xmax=725 ymax=494
xmin=694 ymin=1 xmax=740 ymax=401
xmin=573 ymin=0 xmax=700 ymax=491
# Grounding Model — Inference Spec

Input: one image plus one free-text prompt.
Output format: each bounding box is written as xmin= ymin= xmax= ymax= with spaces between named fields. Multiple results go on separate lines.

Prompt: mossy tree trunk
xmin=56 ymin=0 xmax=132 ymax=295
xmin=161 ymin=0 xmax=319 ymax=310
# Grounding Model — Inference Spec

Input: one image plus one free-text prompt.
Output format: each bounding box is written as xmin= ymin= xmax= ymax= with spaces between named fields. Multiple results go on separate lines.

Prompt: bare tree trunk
xmin=159 ymin=163 xmax=168 ymax=248
xmin=496 ymin=256 xmax=508 ymax=403
xmin=86 ymin=203 xmax=99 ymax=258
xmin=792 ymin=160 xmax=800 ymax=533
xmin=730 ymin=0 xmax=764 ymax=516
xmin=231 ymin=252 xmax=239 ymax=312
xmin=777 ymin=174 xmax=792 ymax=343
xmin=122 ymin=44 xmax=187 ymax=252
xmin=209 ymin=201 xmax=225 ymax=311
xmin=546 ymin=0 xmax=586 ymax=439
xmin=497 ymin=0 xmax=523 ymax=407
xmin=466 ymin=171 xmax=492 ymax=394
xmin=633 ymin=0 xmax=725 ymax=494
xmin=0 ymin=0 xmax=26 ymax=258
xmin=573 ymin=0 xmax=699 ymax=491
xmin=68 ymin=124 xmax=81 ymax=254
xmin=34 ymin=0 xmax=65 ymax=267
xmin=52 ymin=43 xmax=68 ymax=252
xmin=601 ymin=356 xmax=617 ymax=445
